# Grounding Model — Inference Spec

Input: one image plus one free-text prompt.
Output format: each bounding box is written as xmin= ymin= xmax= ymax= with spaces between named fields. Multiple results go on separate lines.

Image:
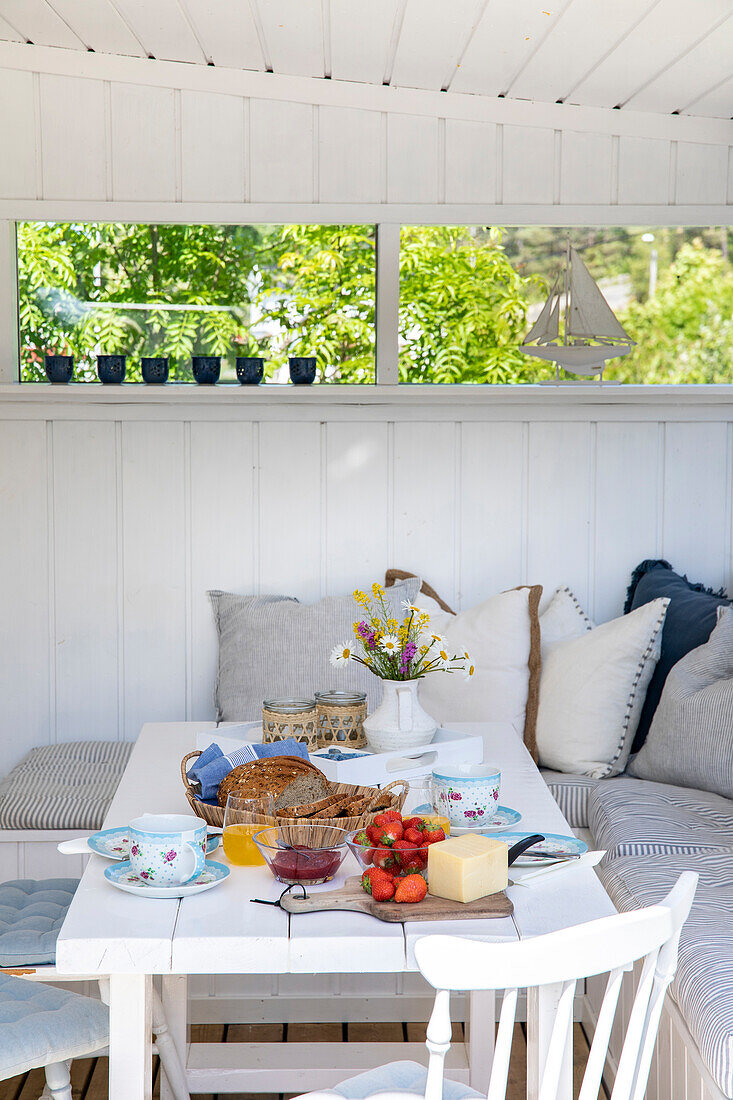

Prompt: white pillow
xmin=536 ymin=592 xmax=670 ymax=778
xmin=539 ymin=585 xmax=593 ymax=653
xmin=415 ymin=587 xmax=541 ymax=745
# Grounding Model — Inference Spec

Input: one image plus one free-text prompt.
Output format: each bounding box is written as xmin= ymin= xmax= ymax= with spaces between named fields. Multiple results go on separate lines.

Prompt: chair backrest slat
xmin=487 ymin=988 xmax=518 ymax=1100
xmin=537 ymin=979 xmax=576 ymax=1100
xmin=578 ymin=966 xmax=624 ymax=1100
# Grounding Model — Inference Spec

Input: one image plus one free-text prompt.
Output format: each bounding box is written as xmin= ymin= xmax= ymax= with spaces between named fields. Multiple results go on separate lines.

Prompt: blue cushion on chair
xmin=0 ymin=972 xmax=108 ymax=1078
xmin=0 ymin=880 xmax=79 ymax=966
xmin=326 ymin=1060 xmax=482 ymax=1100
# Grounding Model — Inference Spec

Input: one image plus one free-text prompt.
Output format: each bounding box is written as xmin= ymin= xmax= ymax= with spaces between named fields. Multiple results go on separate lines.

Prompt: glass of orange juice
xmin=404 ymin=778 xmax=451 ymax=835
xmin=223 ymin=794 xmax=272 ymax=866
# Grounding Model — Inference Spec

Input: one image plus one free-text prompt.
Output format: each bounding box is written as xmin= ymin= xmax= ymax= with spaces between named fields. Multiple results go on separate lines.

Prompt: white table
xmin=56 ymin=721 xmax=614 ymax=1100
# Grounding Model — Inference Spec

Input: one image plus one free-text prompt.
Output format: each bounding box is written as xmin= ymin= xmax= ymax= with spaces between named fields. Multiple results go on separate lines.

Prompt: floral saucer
xmin=497 ymin=831 xmax=587 ymax=866
xmin=104 ymin=859 xmax=229 ymax=899
xmin=450 ymin=806 xmax=522 ymax=835
xmin=88 ymin=826 xmax=219 ymax=861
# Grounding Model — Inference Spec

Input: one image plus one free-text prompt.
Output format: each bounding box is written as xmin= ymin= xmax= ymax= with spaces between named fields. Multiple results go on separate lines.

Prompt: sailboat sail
xmin=522 ymin=276 xmax=560 ymax=345
xmin=568 ymin=247 xmax=632 ymax=342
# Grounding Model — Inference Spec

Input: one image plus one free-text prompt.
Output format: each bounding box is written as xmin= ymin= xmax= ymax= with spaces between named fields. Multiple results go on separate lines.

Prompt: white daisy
xmin=401 ymin=601 xmax=422 ymax=615
xmin=380 ymin=634 xmax=400 ymax=654
xmin=463 ymin=661 xmax=476 ymax=681
xmin=330 ymin=643 xmax=353 ymax=667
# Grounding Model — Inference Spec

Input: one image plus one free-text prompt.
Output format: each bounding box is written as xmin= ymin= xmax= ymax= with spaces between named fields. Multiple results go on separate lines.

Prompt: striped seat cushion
xmin=588 ymin=777 xmax=733 ymax=857
xmin=599 ymin=852 xmax=733 ymax=1097
xmin=0 ymin=742 xmax=133 ymax=831
xmin=540 ymin=769 xmax=607 ymax=828
xmin=0 ymin=879 xmax=79 ymax=966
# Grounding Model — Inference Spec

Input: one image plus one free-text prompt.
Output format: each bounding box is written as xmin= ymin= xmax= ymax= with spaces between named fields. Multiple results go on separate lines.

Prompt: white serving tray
xmin=311 ymin=728 xmax=484 ymax=784
xmin=194 ymin=724 xmax=483 ymax=786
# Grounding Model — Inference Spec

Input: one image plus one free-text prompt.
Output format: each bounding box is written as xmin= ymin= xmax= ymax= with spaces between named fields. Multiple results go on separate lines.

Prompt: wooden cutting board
xmin=278 ymin=876 xmax=513 ymax=923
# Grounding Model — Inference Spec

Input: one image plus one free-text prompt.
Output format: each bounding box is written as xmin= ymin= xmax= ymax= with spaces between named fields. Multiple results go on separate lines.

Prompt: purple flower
xmin=357 ymin=621 xmax=370 ymax=638
xmin=403 ymin=642 xmax=417 ymax=661
xmin=366 ymin=632 xmax=377 ymax=649
xmin=164 ymin=849 xmax=177 ymax=863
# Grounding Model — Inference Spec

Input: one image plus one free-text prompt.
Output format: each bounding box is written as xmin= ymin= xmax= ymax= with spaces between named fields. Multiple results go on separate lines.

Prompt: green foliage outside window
xmin=17 ymin=221 xmax=733 ymax=385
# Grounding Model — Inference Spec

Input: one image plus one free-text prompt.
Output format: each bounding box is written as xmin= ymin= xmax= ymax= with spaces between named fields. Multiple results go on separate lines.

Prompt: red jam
xmin=270 ymin=844 xmax=343 ymax=884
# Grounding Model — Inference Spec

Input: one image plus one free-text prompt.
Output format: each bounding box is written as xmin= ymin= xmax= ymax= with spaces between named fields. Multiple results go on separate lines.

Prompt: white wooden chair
xmin=295 ymin=872 xmax=696 ymax=1100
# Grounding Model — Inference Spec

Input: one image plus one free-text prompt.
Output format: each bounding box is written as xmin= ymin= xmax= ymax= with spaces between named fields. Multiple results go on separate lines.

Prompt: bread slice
xmin=274 ymin=774 xmax=332 ymax=812
xmin=217 ymin=756 xmax=325 ymax=807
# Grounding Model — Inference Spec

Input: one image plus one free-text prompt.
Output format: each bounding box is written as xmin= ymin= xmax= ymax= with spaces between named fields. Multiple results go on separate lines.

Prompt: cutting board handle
xmin=278 ymin=884 xmax=368 ymax=916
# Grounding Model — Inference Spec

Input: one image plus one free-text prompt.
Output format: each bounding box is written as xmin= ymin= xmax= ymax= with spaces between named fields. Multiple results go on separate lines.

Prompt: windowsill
xmin=3 ymin=382 xmax=733 ymax=407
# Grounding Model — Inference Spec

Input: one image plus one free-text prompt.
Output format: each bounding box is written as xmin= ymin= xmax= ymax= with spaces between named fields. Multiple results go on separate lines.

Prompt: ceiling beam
xmin=0 ymin=39 xmax=731 ymax=144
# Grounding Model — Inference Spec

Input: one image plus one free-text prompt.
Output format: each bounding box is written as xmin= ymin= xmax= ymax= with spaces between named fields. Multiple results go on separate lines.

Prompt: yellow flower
xmin=420 ymin=645 xmax=429 ymax=655
xmin=371 ymin=582 xmax=384 ymax=597
xmin=418 ymin=613 xmax=430 ymax=625
xmin=387 ymin=618 xmax=398 ymax=632
xmin=371 ymin=618 xmax=380 ymax=629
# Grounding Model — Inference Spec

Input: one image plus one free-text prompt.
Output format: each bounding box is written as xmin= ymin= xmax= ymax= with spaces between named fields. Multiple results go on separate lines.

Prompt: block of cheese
xmin=427 ymin=834 xmax=508 ymax=904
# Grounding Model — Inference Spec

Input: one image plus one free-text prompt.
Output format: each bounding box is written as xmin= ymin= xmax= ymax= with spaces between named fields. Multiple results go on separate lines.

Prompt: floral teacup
xmin=128 ymin=814 xmax=207 ymax=886
xmin=431 ymin=765 xmax=501 ymax=828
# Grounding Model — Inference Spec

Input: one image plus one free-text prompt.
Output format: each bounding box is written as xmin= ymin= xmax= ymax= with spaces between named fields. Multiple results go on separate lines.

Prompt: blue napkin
xmin=187 ymin=739 xmax=310 ymax=803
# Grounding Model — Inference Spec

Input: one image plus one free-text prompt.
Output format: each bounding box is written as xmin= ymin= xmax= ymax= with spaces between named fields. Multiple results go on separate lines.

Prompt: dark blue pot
xmin=191 ymin=356 xmax=221 ymax=384
xmin=141 ymin=357 xmax=169 ymax=384
xmin=44 ymin=355 xmax=73 ymax=383
xmin=236 ymin=357 xmax=264 ymax=385
xmin=289 ymin=357 xmax=317 ymax=385
xmin=97 ymin=355 xmax=126 ymax=384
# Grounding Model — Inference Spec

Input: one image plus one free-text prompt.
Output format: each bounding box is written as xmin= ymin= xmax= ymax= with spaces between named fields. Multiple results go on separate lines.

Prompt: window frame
xmin=5 ymin=219 xmax=733 ymax=391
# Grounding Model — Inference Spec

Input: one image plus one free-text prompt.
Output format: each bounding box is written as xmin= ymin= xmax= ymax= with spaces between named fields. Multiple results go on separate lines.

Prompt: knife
xmin=510 ymin=850 xmax=606 ymax=887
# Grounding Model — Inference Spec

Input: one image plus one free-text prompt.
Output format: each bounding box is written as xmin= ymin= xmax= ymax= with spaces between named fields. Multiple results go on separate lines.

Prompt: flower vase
xmin=363 ymin=679 xmax=437 ymax=753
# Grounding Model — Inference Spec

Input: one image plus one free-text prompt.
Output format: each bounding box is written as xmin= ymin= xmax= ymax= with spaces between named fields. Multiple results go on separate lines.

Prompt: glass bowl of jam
xmin=254 ymin=825 xmax=350 ymax=885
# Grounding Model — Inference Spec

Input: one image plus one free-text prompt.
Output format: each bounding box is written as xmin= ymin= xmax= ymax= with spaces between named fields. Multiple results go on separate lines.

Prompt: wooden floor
xmin=0 ymin=1020 xmax=602 ymax=1100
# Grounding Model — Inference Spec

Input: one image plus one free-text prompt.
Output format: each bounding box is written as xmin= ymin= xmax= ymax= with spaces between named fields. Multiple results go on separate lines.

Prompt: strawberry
xmin=361 ymin=867 xmax=392 ymax=894
xmin=392 ymin=839 xmax=418 ymax=866
xmin=354 ymin=829 xmax=370 ymax=847
xmin=403 ymin=827 xmax=425 ymax=845
xmin=372 ymin=847 xmax=397 ymax=871
xmin=374 ymin=810 xmax=402 ymax=827
xmin=366 ymin=825 xmax=381 ymax=845
xmin=394 ymin=874 xmax=428 ymax=903
xmin=424 ymin=827 xmax=446 ymax=845
xmin=371 ymin=876 xmax=396 ymax=902
xmin=402 ymin=817 xmax=426 ymax=833
xmin=378 ymin=822 xmax=404 ymax=846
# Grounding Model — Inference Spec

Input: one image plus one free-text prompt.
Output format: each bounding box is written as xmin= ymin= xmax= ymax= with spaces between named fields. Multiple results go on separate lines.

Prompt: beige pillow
xmin=385 ymin=571 xmax=542 ymax=758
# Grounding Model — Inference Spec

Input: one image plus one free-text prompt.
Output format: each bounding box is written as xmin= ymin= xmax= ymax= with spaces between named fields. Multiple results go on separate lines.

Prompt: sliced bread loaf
xmin=274 ymin=773 xmax=332 ymax=811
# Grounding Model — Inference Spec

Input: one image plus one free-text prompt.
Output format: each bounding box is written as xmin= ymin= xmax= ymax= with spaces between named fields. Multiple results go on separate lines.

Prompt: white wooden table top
xmin=56 ymin=721 xmax=614 ymax=976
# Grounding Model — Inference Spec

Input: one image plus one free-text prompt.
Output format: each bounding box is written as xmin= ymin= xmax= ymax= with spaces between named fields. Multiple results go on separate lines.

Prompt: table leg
xmin=467 ymin=989 xmax=495 ymax=1092
xmin=159 ymin=975 xmax=189 ymax=1100
xmin=109 ymin=973 xmax=153 ymax=1100
xmin=526 ymin=983 xmax=572 ymax=1100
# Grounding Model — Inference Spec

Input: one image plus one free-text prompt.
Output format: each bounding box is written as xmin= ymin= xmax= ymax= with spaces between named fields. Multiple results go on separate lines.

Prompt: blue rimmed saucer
xmin=450 ymin=806 xmax=523 ymax=835
xmin=497 ymin=831 xmax=587 ymax=865
xmin=104 ymin=859 xmax=229 ymax=899
xmin=89 ymin=826 xmax=219 ymax=861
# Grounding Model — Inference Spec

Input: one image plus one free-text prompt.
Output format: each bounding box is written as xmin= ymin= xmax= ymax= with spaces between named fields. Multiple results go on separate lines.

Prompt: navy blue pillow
xmin=625 ymin=560 xmax=730 ymax=753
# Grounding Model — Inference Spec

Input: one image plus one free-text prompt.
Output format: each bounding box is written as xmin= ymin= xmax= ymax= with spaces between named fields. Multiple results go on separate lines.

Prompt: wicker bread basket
xmin=181 ymin=751 xmax=408 ymax=831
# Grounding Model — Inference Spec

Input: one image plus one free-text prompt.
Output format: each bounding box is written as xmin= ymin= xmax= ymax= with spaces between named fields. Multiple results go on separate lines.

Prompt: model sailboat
xmin=520 ymin=243 xmax=634 ymax=380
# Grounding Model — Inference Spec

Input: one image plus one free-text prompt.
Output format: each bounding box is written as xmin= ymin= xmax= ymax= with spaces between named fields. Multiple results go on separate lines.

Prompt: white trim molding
xmin=0 ymin=222 xmax=19 ymax=383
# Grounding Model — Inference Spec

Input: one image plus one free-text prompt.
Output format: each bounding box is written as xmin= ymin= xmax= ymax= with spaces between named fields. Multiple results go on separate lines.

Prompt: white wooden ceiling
xmin=0 ymin=0 xmax=731 ymax=118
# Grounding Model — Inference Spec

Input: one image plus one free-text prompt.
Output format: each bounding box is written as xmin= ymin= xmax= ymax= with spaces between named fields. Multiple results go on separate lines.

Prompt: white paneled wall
xmin=0 ymin=44 xmax=731 ymax=217
xmin=2 ymin=393 xmax=733 ymax=769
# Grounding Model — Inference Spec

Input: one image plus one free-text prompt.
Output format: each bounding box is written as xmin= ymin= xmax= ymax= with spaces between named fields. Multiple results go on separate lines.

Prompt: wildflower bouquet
xmin=330 ymin=582 xmax=474 ymax=682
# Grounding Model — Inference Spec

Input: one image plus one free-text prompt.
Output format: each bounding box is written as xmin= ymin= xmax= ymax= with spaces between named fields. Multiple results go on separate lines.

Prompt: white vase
xmin=363 ymin=679 xmax=437 ymax=753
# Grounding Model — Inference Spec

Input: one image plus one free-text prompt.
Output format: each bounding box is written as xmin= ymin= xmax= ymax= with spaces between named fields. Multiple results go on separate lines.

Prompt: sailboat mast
xmin=564 ymin=236 xmax=570 ymax=347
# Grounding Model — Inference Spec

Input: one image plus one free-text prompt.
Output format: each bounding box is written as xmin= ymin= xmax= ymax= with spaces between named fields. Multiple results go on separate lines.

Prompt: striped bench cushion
xmin=0 ymin=742 xmax=133 ymax=831
xmin=588 ymin=777 xmax=733 ymax=857
xmin=599 ymin=852 xmax=733 ymax=1097
xmin=540 ymin=769 xmax=607 ymax=828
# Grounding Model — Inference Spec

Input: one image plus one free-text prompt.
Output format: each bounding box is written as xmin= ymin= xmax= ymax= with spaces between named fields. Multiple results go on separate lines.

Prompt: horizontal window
xmin=18 ymin=223 xmax=376 ymax=383
xmin=16 ymin=222 xmax=733 ymax=385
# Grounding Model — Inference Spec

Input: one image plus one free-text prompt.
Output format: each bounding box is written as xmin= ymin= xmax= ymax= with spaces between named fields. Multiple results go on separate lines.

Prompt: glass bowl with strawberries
xmin=346 ymin=810 xmax=447 ymax=882
xmin=254 ymin=824 xmax=350 ymax=885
